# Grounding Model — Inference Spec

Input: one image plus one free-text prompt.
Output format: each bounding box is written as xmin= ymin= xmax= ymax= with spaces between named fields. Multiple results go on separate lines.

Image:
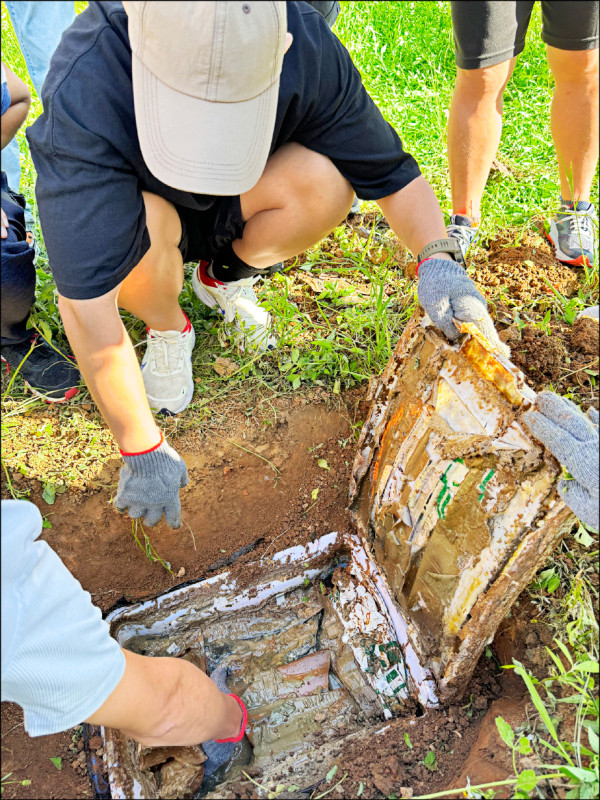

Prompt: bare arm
xmin=85 ymin=649 xmax=241 ymax=746
xmin=58 ymin=290 xmax=161 ymax=452
xmin=1 ymin=62 xmax=31 ymax=150
xmin=377 ymin=175 xmax=452 ymax=260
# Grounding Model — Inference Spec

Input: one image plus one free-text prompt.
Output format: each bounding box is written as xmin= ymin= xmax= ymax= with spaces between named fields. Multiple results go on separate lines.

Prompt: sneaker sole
xmin=545 ymin=225 xmax=594 ymax=268
xmin=147 ymin=380 xmax=194 ymax=416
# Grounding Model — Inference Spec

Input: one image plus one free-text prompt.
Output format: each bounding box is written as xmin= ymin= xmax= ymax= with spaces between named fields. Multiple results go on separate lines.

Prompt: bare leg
xmin=236 ymin=143 xmax=354 ymax=268
xmin=546 ymin=45 xmax=599 ymax=203
xmin=117 ymin=192 xmax=186 ymax=332
xmin=447 ymin=58 xmax=517 ymax=222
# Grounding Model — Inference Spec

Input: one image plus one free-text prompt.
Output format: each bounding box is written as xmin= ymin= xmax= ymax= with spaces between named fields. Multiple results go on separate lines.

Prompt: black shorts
xmin=175 ymin=195 xmax=246 ymax=265
xmin=452 ymin=1 xmax=599 ymax=70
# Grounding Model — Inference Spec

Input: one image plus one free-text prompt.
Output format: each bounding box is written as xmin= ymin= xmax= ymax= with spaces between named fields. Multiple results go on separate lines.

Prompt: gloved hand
xmin=523 ymin=392 xmax=599 ymax=529
xmin=114 ymin=436 xmax=188 ymax=528
xmin=417 ymin=258 xmax=509 ymax=356
xmin=202 ymin=667 xmax=246 ymax=779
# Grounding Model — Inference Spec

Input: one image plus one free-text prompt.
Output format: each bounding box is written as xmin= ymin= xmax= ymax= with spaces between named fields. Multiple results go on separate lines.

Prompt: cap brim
xmin=132 ymin=54 xmax=279 ymax=196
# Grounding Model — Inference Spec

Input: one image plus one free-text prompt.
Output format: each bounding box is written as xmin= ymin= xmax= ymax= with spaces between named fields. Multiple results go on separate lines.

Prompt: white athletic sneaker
xmin=192 ymin=261 xmax=277 ymax=351
xmin=141 ymin=317 xmax=195 ymax=414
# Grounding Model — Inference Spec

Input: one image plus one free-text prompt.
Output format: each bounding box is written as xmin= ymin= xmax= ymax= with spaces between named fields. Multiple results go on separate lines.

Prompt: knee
xmin=455 ymin=63 xmax=512 ymax=103
xmin=548 ymin=46 xmax=599 ymax=89
xmin=289 ymin=146 xmax=354 ymax=219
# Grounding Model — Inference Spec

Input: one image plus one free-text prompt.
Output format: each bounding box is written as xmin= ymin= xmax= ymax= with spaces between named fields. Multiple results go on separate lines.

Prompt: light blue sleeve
xmin=1 ymin=500 xmax=126 ymax=737
xmin=1 ymin=65 xmax=10 ymax=116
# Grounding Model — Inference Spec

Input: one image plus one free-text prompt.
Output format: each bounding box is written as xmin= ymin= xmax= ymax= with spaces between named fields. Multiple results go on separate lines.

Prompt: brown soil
xmin=469 ymin=230 xmax=598 ymax=409
xmin=1 ymin=703 xmax=90 ymax=800
xmin=505 ymin=318 xmax=599 ymax=408
xmin=5 ymin=398 xmax=357 ymax=610
xmin=474 ymin=232 xmax=579 ymax=303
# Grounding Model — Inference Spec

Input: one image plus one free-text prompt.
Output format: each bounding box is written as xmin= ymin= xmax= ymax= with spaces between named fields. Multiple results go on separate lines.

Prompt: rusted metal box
xmin=350 ymin=314 xmax=575 ymax=701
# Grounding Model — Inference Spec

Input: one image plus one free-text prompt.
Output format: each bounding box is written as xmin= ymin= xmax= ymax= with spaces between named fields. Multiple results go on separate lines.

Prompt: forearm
xmin=86 ymin=649 xmax=242 ymax=746
xmin=1 ymin=102 xmax=29 ymax=149
xmin=377 ymin=175 xmax=451 ymax=259
xmin=59 ymin=294 xmax=160 ymax=452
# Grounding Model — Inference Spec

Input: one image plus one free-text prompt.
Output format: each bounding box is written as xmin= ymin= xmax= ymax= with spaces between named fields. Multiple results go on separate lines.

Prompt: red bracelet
xmin=119 ymin=432 xmax=164 ymax=457
xmin=215 ymin=694 xmax=247 ymax=743
xmin=415 ymin=256 xmax=434 ymax=278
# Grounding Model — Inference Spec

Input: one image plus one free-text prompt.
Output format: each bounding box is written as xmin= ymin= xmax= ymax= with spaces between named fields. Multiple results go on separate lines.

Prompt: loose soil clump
xmin=509 ymin=326 xmax=566 ymax=384
xmin=474 ymin=233 xmax=579 ymax=302
xmin=506 ymin=320 xmax=599 ymax=408
xmin=570 ymin=316 xmax=599 ymax=357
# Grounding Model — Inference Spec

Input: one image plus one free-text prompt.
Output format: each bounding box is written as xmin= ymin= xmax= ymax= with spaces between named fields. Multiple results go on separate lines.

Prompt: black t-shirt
xmin=27 ymin=1 xmax=420 ymax=300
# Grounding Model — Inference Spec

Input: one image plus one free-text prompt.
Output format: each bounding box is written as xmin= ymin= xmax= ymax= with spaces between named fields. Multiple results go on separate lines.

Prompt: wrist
xmin=120 ymin=431 xmax=164 ymax=457
xmin=215 ymin=694 xmax=246 ymax=743
xmin=416 ymin=253 xmax=458 ymax=278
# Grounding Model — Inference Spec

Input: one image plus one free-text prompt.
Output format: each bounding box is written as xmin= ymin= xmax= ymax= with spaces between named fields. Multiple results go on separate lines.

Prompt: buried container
xmin=100 ymin=315 xmax=575 ymax=798
xmin=102 ymin=532 xmax=437 ymax=799
xmin=350 ymin=314 xmax=575 ymax=702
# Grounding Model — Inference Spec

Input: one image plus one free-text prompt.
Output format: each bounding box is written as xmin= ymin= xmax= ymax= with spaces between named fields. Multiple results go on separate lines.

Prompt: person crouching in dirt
xmin=1 ymin=498 xmax=247 ymax=780
xmin=26 ymin=1 xmax=598 ymax=532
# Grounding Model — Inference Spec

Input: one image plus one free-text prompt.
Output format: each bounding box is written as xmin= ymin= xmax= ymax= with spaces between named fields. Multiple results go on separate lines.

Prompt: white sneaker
xmin=192 ymin=261 xmax=277 ymax=352
xmin=141 ymin=317 xmax=195 ymax=414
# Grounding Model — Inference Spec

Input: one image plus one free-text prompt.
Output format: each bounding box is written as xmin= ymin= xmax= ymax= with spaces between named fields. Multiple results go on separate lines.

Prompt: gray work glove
xmin=523 ymin=392 xmax=599 ymax=529
xmin=202 ymin=668 xmax=245 ymax=779
xmin=114 ymin=439 xmax=188 ymax=528
xmin=417 ymin=258 xmax=509 ymax=356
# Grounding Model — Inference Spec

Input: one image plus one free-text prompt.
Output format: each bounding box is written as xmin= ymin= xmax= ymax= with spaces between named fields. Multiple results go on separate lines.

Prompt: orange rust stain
xmin=371 ymin=404 xmax=405 ymax=500
xmin=461 ymin=337 xmax=523 ymax=406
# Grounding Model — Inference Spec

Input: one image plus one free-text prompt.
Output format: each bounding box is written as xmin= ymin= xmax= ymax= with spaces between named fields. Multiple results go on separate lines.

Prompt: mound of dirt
xmin=504 ymin=319 xmax=599 ymax=408
xmin=475 ymin=233 xmax=579 ymax=302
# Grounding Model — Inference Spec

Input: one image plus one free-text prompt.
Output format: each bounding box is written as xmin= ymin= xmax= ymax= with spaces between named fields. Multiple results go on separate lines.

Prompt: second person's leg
xmin=542 ymin=0 xmax=599 ymax=266
xmin=447 ymin=1 xmax=534 ymax=259
xmin=547 ymin=46 xmax=599 ymax=205
xmin=447 ymin=58 xmax=516 ymax=225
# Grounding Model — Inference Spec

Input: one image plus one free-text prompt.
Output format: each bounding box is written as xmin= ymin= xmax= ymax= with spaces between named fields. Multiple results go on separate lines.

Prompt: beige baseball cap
xmin=127 ymin=1 xmax=287 ymax=195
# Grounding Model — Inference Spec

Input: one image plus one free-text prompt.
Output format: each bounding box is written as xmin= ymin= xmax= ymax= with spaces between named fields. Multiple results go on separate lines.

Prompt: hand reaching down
xmin=202 ymin=667 xmax=247 ymax=779
xmin=114 ymin=436 xmax=188 ymax=528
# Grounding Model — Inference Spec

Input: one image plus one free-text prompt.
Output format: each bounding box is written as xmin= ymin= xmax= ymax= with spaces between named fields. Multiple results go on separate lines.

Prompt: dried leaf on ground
xmin=213 ymin=357 xmax=238 ymax=377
